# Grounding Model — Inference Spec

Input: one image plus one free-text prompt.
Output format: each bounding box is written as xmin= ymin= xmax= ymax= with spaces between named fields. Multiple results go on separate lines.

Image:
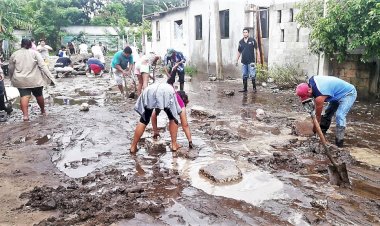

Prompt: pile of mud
xmin=19 ymin=168 xmax=189 ymax=225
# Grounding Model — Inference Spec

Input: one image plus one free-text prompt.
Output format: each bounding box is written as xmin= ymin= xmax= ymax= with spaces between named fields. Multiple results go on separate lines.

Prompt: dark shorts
xmin=140 ymin=107 xmax=178 ymax=125
xmin=18 ymin=87 xmax=43 ymax=97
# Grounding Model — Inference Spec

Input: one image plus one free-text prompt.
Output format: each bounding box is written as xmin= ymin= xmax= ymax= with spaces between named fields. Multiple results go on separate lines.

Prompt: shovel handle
xmin=311 ymin=116 xmax=339 ymax=168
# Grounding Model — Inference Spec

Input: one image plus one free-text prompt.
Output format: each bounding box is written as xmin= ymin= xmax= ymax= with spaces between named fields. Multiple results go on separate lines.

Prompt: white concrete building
xmin=146 ymin=0 xmax=317 ymax=76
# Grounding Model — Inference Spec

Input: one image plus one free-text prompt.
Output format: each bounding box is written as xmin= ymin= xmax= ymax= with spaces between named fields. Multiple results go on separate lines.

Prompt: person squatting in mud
xmin=236 ymin=28 xmax=258 ymax=93
xmin=9 ymin=39 xmax=55 ymax=121
xmin=296 ymin=75 xmax=357 ymax=147
xmin=130 ymin=82 xmax=183 ymax=153
xmin=111 ymin=46 xmax=134 ymax=96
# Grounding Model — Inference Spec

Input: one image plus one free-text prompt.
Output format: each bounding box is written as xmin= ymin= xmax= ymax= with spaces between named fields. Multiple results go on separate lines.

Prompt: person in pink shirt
xmin=31 ymin=38 xmax=37 ymax=51
xmin=151 ymin=89 xmax=193 ymax=149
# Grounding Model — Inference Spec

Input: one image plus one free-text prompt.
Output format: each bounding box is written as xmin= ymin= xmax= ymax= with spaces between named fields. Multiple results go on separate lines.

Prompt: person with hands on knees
xmin=151 ymin=89 xmax=193 ymax=149
xmin=130 ymin=83 xmax=183 ymax=153
xmin=111 ymin=46 xmax=134 ymax=96
xmin=296 ymin=75 xmax=357 ymax=148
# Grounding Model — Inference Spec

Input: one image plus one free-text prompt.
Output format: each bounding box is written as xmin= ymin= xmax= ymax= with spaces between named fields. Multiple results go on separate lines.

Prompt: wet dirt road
xmin=0 ymin=73 xmax=379 ymax=225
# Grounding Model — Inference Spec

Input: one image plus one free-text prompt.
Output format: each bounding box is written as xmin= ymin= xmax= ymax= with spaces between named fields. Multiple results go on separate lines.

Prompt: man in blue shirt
xmin=164 ymin=48 xmax=186 ymax=91
xmin=296 ymin=75 xmax=357 ymax=147
xmin=111 ymin=47 xmax=134 ymax=95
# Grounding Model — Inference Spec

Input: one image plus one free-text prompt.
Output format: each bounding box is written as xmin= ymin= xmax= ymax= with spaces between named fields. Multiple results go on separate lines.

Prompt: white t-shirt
xmin=78 ymin=43 xmax=88 ymax=54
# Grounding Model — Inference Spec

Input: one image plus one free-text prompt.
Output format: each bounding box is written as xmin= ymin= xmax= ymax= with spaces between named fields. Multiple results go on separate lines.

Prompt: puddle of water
xmin=349 ymin=147 xmax=380 ymax=167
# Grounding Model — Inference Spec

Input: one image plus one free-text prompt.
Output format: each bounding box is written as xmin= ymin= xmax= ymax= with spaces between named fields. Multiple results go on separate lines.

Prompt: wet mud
xmin=0 ymin=73 xmax=379 ymax=225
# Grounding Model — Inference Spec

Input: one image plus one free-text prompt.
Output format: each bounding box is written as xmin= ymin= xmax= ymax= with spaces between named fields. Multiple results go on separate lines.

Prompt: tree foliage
xmin=0 ymin=0 xmax=30 ymax=40
xmin=296 ymin=0 xmax=380 ymax=62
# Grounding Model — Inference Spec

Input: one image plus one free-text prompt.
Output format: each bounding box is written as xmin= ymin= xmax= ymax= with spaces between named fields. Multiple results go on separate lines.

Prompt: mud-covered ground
xmin=0 ymin=72 xmax=379 ymax=226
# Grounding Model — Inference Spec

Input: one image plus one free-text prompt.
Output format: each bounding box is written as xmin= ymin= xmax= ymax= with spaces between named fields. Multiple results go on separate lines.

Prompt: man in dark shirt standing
xmin=236 ymin=28 xmax=257 ymax=93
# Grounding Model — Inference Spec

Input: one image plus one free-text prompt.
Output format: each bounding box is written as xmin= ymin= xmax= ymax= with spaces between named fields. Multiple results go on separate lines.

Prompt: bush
xmin=269 ymin=63 xmax=305 ymax=88
xmin=255 ymin=63 xmax=269 ymax=83
xmin=185 ymin=66 xmax=197 ymax=77
xmin=255 ymin=63 xmax=305 ymax=88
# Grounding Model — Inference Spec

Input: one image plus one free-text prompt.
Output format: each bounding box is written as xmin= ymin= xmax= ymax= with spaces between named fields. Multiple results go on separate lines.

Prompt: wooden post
xmin=213 ymin=0 xmax=223 ymax=80
xmin=207 ymin=2 xmax=211 ymax=75
xmin=255 ymin=9 xmax=264 ymax=65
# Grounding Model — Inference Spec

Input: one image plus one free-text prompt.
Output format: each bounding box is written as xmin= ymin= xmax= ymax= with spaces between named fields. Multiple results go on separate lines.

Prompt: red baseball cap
xmin=296 ymin=83 xmax=310 ymax=101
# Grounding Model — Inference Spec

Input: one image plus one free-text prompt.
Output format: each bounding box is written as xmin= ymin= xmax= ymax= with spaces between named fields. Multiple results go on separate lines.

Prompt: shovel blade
xmin=327 ymin=164 xmax=350 ymax=186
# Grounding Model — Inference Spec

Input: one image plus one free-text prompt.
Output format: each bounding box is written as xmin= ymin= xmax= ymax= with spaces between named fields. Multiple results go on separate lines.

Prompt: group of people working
xmin=109 ymin=46 xmax=192 ymax=152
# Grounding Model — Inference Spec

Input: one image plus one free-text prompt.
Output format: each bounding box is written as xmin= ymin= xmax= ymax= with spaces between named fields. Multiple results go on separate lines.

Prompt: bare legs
xmin=117 ymin=85 xmax=124 ymax=96
xmin=130 ymin=119 xmax=180 ymax=153
xmin=137 ymin=73 xmax=150 ymax=96
xmin=130 ymin=122 xmax=147 ymax=153
xmin=20 ymin=96 xmax=30 ymax=121
xmin=151 ymin=111 xmax=159 ymax=138
xmin=20 ymin=95 xmax=46 ymax=121
xmin=179 ymin=109 xmax=192 ymax=148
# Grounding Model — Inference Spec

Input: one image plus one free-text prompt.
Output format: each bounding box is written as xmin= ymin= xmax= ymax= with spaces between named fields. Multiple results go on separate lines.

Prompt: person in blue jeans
xmin=296 ymin=75 xmax=357 ymax=147
xmin=164 ymin=48 xmax=186 ymax=91
xmin=236 ymin=28 xmax=257 ymax=93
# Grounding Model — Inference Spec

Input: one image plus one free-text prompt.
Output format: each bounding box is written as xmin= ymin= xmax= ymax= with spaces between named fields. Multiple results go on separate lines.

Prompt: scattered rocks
xmin=209 ymin=76 xmax=217 ymax=81
xmin=261 ymin=82 xmax=267 ymax=87
xmin=310 ymin=199 xmax=328 ymax=210
xmin=79 ymin=103 xmax=90 ymax=111
xmin=199 ymin=160 xmax=242 ymax=183
xmin=255 ymin=108 xmax=266 ymax=121
xmin=223 ymin=90 xmax=235 ymax=96
xmin=206 ymin=126 xmax=241 ymax=142
xmin=191 ymin=105 xmax=217 ymax=118
xmin=292 ymin=119 xmax=314 ymax=136
xmin=145 ymin=138 xmax=167 ymax=152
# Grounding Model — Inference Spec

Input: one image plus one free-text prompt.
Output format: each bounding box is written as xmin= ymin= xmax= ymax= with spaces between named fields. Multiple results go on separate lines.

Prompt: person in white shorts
xmin=135 ymin=55 xmax=151 ymax=95
xmin=111 ymin=47 xmax=134 ymax=95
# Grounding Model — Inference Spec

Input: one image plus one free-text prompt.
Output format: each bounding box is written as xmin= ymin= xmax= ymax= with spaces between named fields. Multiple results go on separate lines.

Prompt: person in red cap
xmin=296 ymin=75 xmax=357 ymax=147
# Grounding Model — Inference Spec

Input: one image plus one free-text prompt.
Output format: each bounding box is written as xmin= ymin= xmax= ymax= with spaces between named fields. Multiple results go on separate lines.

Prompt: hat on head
xmin=296 ymin=83 xmax=310 ymax=101
xmin=167 ymin=48 xmax=175 ymax=55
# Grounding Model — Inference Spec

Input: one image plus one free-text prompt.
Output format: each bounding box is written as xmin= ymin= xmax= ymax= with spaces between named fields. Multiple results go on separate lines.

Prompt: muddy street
xmin=0 ymin=73 xmax=379 ymax=225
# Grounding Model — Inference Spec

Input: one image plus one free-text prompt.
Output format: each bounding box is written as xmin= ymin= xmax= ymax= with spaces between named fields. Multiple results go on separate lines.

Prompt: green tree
xmin=24 ymin=0 xmax=84 ymax=49
xmin=0 ymin=0 xmax=30 ymax=41
xmin=296 ymin=0 xmax=380 ymax=62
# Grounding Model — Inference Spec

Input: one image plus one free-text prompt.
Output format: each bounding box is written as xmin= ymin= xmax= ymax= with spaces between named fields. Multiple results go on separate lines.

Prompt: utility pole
xmin=213 ymin=0 xmax=223 ymax=80
xmin=318 ymin=0 xmax=329 ymax=76
xmin=142 ymin=0 xmax=146 ymax=54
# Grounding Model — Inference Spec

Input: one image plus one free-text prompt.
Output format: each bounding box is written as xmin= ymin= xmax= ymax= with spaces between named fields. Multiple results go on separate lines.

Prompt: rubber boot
xmin=252 ymin=79 xmax=257 ymax=93
xmin=239 ymin=79 xmax=248 ymax=92
xmin=180 ymin=82 xmax=184 ymax=91
xmin=335 ymin=126 xmax=345 ymax=148
xmin=0 ymin=95 xmax=5 ymax=111
xmin=320 ymin=116 xmax=332 ymax=135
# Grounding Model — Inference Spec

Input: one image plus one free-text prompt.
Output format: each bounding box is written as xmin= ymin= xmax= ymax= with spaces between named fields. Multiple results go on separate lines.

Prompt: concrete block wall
xmin=268 ymin=2 xmax=318 ymax=76
xmin=331 ymin=55 xmax=377 ymax=97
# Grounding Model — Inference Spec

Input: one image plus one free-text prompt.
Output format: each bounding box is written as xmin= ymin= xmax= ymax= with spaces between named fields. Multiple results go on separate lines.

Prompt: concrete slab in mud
xmin=199 ymin=160 xmax=242 ymax=183
xmin=190 ymin=105 xmax=217 ymax=118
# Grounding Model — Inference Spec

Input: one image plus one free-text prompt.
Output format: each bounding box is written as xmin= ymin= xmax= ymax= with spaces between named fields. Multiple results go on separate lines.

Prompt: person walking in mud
xmin=130 ymin=82 xmax=183 ymax=153
xmin=37 ymin=40 xmax=53 ymax=65
xmin=296 ymin=75 xmax=357 ymax=147
xmin=9 ymin=39 xmax=55 ymax=121
xmin=111 ymin=46 xmax=134 ymax=96
xmin=236 ymin=28 xmax=257 ymax=93
xmin=164 ymin=48 xmax=186 ymax=91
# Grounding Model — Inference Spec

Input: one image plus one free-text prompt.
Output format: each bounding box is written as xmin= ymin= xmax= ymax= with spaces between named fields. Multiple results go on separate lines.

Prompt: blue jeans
xmin=241 ymin=64 xmax=256 ymax=80
xmin=324 ymin=89 xmax=357 ymax=128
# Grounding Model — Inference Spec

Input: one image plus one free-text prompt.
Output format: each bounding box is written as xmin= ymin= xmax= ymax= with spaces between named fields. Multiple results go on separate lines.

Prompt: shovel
xmin=3 ymin=87 xmax=13 ymax=115
xmin=302 ymin=98 xmax=350 ymax=187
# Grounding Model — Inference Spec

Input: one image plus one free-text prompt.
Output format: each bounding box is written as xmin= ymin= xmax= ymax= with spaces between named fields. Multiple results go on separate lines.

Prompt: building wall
xmin=268 ymin=2 xmax=319 ymax=76
xmin=331 ymin=55 xmax=378 ymax=98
